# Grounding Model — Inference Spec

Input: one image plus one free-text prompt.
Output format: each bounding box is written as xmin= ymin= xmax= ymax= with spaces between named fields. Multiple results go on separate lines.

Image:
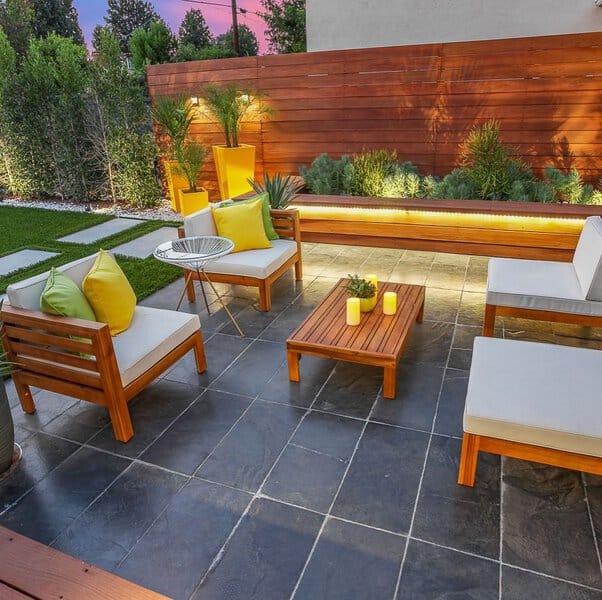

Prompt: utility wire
xmin=180 ymin=0 xmax=263 ymax=17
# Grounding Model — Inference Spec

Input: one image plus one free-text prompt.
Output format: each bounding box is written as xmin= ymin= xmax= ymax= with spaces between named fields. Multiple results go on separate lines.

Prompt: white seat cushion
xmin=183 ymin=206 xmax=218 ymax=237
xmin=464 ymin=337 xmax=602 ymax=457
xmin=572 ymin=216 xmax=602 ymax=300
xmin=486 ymin=257 xmax=602 ymax=316
xmin=7 ymin=253 xmax=99 ymax=310
xmin=113 ymin=306 xmax=200 ymax=387
xmin=202 ymin=239 xmax=297 ymax=279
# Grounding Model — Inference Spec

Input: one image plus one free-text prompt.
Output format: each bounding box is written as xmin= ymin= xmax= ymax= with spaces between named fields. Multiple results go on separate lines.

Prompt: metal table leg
xmin=197 ymin=267 xmax=244 ymax=337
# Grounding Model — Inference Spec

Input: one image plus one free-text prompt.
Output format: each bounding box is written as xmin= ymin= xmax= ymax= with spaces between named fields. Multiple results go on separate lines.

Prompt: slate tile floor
xmin=2 ymin=243 xmax=602 ymax=600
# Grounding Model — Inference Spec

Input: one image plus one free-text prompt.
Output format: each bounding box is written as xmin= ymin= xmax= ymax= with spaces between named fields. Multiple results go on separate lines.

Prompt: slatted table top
xmin=287 ymin=279 xmax=425 ymax=361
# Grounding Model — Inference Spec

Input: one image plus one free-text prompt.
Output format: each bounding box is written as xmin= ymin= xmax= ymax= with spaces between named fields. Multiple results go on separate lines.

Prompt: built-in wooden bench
xmin=0 ymin=526 xmax=168 ymax=600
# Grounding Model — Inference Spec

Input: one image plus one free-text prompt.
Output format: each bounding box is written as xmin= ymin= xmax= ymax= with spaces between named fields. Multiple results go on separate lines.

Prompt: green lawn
xmin=0 ymin=206 xmax=183 ymax=300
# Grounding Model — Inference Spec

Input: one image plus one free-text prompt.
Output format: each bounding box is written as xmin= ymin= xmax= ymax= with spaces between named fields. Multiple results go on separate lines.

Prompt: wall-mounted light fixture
xmin=189 ymin=96 xmax=199 ymax=106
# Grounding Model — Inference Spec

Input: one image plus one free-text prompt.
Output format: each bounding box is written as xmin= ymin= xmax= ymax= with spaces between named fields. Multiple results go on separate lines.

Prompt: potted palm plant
xmin=344 ymin=274 xmax=377 ymax=313
xmin=151 ymin=95 xmax=195 ymax=211
xmin=175 ymin=141 xmax=209 ymax=216
xmin=201 ymin=83 xmax=272 ymax=200
xmin=0 ymin=311 xmax=17 ymax=475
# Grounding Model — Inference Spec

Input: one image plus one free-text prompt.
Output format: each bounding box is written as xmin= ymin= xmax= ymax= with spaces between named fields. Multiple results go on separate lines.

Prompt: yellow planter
xmin=359 ymin=295 xmax=377 ymax=313
xmin=164 ymin=160 xmax=188 ymax=212
xmin=212 ymin=144 xmax=256 ymax=200
xmin=178 ymin=188 xmax=209 ymax=217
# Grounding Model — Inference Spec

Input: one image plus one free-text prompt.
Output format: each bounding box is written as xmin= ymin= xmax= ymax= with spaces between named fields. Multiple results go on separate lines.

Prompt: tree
xmin=104 ymin=0 xmax=159 ymax=54
xmin=215 ymin=24 xmax=258 ymax=56
xmin=260 ymin=0 xmax=305 ymax=53
xmin=129 ymin=20 xmax=175 ymax=71
xmin=30 ymin=0 xmax=83 ymax=44
xmin=178 ymin=8 xmax=211 ymax=50
xmin=0 ymin=0 xmax=34 ymax=56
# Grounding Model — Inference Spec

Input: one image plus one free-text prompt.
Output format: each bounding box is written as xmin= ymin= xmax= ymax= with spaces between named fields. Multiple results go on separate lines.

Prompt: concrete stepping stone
xmin=57 ymin=218 xmax=144 ymax=244
xmin=111 ymin=226 xmax=179 ymax=259
xmin=0 ymin=249 xmax=59 ymax=276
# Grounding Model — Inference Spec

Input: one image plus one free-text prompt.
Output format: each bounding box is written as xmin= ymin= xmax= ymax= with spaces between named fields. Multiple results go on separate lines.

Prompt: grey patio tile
xmin=56 ymin=217 xmax=143 ymax=243
xmin=262 ymin=412 xmax=363 ymax=512
xmin=501 ymin=566 xmax=602 ymax=599
xmin=332 ymin=423 xmax=429 ymax=534
xmin=295 ymin=518 xmax=405 ymax=600
xmin=87 ymin=379 xmax=202 ymax=458
xmin=0 ymin=249 xmax=58 ymax=276
xmin=140 ymin=390 xmax=252 ymax=475
xmin=370 ymin=362 xmax=444 ymax=431
xmin=423 ymin=287 xmax=462 ymax=323
xmin=209 ymin=339 xmax=286 ymax=397
xmin=11 ymin=389 xmax=78 ymax=434
xmin=116 ymin=479 xmax=251 ymax=599
xmin=447 ymin=346 xmax=472 ymax=370
xmin=502 ymin=459 xmax=602 ymax=588
xmin=413 ymin=435 xmax=501 ymax=559
xmin=0 ymin=432 xmax=79 ymax=514
xmin=196 ymin=400 xmax=304 ymax=492
xmin=52 ymin=462 xmax=186 ymax=571
xmin=1 ymin=447 xmax=129 ymax=545
xmin=397 ymin=540 xmax=498 ymax=599
xmin=433 ymin=369 xmax=469 ymax=438
xmin=457 ymin=290 xmax=486 ymax=325
xmin=402 ymin=321 xmax=454 ymax=366
xmin=42 ymin=400 xmax=110 ymax=444
xmin=191 ymin=498 xmax=322 ymax=600
xmin=312 ymin=361 xmax=382 ymax=419
xmin=111 ymin=226 xmax=179 ymax=258
xmin=584 ymin=474 xmax=602 ymax=552
xmin=426 ymin=262 xmax=467 ymax=290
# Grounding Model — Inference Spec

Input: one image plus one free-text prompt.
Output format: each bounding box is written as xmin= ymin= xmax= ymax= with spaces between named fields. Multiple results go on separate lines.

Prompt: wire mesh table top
xmin=153 ymin=236 xmax=234 ymax=269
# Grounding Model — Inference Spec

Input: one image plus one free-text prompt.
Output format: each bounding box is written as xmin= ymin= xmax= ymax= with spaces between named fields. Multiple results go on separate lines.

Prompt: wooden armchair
xmin=1 ymin=254 xmax=206 ymax=443
xmin=180 ymin=207 xmax=303 ymax=312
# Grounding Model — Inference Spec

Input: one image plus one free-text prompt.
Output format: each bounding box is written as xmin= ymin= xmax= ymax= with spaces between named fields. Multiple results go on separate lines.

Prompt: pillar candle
xmin=383 ymin=291 xmax=397 ymax=315
xmin=365 ymin=274 xmax=378 ymax=294
xmin=346 ymin=297 xmax=361 ymax=326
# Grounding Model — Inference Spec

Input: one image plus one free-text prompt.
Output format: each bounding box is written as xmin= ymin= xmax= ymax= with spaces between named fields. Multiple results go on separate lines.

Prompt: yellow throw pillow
xmin=211 ymin=198 xmax=272 ymax=253
xmin=82 ymin=250 xmax=136 ymax=336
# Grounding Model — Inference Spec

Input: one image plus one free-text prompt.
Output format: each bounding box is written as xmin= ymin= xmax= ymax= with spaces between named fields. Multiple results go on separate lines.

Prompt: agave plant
xmin=248 ymin=172 xmax=303 ymax=209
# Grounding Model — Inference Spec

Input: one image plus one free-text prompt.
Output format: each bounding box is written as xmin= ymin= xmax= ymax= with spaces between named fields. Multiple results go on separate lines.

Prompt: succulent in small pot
xmin=344 ymin=274 xmax=377 ymax=312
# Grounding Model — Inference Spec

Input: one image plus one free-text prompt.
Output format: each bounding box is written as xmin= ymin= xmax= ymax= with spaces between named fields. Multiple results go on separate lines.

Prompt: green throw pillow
xmin=40 ymin=267 xmax=96 ymax=322
xmin=218 ymin=193 xmax=279 ymax=240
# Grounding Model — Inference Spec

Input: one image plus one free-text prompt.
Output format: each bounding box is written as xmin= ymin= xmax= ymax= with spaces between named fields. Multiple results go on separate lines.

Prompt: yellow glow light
xmin=288 ymin=204 xmax=585 ymax=233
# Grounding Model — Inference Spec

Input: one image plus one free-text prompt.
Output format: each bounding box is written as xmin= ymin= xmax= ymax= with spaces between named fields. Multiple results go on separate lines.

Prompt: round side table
xmin=154 ymin=235 xmax=244 ymax=336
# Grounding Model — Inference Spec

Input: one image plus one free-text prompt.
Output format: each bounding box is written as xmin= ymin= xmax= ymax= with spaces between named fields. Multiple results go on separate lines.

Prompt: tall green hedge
xmin=0 ymin=28 xmax=161 ymax=207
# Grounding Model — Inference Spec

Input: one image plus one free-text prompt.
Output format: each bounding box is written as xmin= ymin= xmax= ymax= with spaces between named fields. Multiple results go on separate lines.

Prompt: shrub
xmin=460 ymin=120 xmax=530 ymax=200
xmin=109 ymin=131 xmax=161 ymax=208
xmin=343 ymin=149 xmax=398 ymax=196
xmin=419 ymin=175 xmax=439 ymax=198
xmin=544 ymin=167 xmax=585 ymax=203
xmin=300 ymin=153 xmax=350 ymax=195
xmin=381 ymin=164 xmax=422 ymax=198
xmin=434 ymin=168 xmax=478 ymax=199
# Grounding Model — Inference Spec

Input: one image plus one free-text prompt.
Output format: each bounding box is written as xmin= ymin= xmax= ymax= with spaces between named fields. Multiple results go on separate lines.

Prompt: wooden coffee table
xmin=287 ymin=278 xmax=425 ymax=399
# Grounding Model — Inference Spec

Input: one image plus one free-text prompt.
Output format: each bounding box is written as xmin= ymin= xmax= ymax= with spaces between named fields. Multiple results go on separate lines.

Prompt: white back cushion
xmin=572 ymin=216 xmax=602 ymax=300
xmin=183 ymin=206 xmax=218 ymax=237
xmin=7 ymin=253 xmax=99 ymax=310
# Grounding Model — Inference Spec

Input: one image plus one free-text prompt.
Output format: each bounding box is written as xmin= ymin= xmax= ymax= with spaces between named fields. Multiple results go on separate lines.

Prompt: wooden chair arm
xmin=270 ymin=208 xmax=301 ymax=244
xmin=178 ymin=226 xmax=185 ymax=238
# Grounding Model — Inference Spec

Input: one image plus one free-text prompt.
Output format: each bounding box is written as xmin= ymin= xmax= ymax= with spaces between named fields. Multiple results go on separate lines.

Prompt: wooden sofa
xmin=458 ymin=337 xmax=602 ymax=487
xmin=1 ymin=253 xmax=206 ymax=443
xmin=180 ymin=206 xmax=303 ymax=312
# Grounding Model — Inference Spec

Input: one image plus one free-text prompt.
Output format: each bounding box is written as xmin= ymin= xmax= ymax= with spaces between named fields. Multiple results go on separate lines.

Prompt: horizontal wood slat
xmin=147 ymin=32 xmax=602 ymax=202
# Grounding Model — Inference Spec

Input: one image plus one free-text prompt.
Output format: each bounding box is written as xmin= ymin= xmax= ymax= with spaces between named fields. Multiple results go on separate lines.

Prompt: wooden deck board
xmin=0 ymin=526 xmax=168 ymax=600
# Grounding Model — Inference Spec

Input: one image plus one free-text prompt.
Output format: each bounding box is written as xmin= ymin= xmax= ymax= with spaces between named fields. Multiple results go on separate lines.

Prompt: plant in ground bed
xmin=343 ymin=148 xmax=398 ymax=197
xmin=249 ymin=172 xmax=303 ymax=208
xmin=300 ymin=153 xmax=350 ymax=195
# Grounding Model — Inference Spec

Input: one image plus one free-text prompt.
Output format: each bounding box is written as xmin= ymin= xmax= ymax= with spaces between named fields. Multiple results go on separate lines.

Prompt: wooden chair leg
xmin=185 ymin=269 xmax=196 ymax=302
xmin=482 ymin=304 xmax=496 ymax=337
xmin=294 ymin=259 xmax=303 ymax=281
xmin=106 ymin=392 xmax=134 ymax=443
xmin=457 ymin=433 xmax=480 ymax=487
xmin=13 ymin=375 xmax=35 ymax=414
xmin=259 ymin=281 xmax=272 ymax=312
xmin=193 ymin=332 xmax=207 ymax=373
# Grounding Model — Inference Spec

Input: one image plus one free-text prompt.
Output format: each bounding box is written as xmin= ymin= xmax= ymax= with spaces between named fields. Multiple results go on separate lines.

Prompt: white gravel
xmin=1 ymin=197 xmax=182 ymax=222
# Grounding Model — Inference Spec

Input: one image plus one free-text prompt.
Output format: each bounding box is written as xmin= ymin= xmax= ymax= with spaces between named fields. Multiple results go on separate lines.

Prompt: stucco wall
xmin=306 ymin=0 xmax=602 ymax=51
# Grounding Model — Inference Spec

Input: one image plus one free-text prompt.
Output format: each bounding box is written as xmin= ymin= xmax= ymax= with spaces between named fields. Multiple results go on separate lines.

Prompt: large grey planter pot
xmin=0 ymin=381 xmax=15 ymax=474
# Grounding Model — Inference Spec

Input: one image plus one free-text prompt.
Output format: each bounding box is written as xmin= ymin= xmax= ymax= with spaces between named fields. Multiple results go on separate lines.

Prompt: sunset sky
xmin=73 ymin=0 xmax=268 ymax=51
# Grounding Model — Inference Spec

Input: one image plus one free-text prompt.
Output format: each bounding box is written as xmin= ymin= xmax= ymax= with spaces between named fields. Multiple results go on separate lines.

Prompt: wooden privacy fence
xmin=147 ymin=31 xmax=602 ymax=200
